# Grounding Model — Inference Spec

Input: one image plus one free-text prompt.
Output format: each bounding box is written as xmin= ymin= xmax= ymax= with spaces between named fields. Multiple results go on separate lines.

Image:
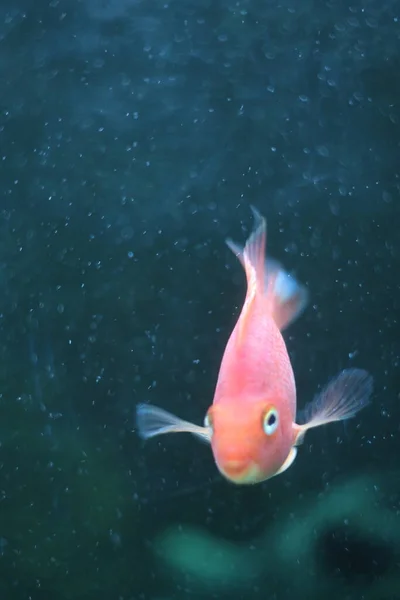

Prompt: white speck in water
xmin=329 ymin=198 xmax=340 ymax=216
xmin=0 ymin=538 xmax=8 ymax=555
xmin=382 ymin=191 xmax=392 ymax=203
xmin=317 ymin=145 xmax=329 ymax=157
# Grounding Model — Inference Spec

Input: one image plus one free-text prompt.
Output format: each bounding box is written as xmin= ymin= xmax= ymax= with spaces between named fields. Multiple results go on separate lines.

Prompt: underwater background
xmin=0 ymin=0 xmax=399 ymax=598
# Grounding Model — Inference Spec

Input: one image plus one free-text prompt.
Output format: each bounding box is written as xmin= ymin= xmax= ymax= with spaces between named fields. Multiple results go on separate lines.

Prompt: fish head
xmin=204 ymin=399 xmax=294 ymax=485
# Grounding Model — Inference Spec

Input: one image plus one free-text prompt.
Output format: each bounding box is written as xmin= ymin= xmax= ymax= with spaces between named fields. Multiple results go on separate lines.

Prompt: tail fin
xmin=265 ymin=256 xmax=309 ymax=331
xmin=226 ymin=206 xmax=309 ymax=331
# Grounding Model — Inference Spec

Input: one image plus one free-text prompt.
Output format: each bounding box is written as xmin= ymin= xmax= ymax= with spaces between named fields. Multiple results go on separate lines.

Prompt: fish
xmin=136 ymin=207 xmax=373 ymax=485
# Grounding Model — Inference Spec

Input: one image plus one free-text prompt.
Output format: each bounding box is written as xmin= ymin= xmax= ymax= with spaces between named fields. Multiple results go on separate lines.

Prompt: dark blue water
xmin=0 ymin=1 xmax=399 ymax=598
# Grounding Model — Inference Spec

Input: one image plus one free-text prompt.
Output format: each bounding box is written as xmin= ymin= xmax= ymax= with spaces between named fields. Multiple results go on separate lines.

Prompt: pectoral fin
xmin=136 ymin=403 xmax=212 ymax=444
xmin=293 ymin=368 xmax=373 ymax=445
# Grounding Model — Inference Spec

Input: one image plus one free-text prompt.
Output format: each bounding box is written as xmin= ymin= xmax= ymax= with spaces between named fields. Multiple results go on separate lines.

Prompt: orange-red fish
xmin=136 ymin=207 xmax=373 ymax=485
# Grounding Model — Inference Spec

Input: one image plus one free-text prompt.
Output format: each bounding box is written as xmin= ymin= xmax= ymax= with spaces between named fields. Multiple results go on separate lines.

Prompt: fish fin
xmin=226 ymin=206 xmax=266 ymax=344
xmin=264 ymin=257 xmax=309 ymax=331
xmin=136 ymin=404 xmax=212 ymax=444
xmin=292 ymin=423 xmax=306 ymax=446
xmin=293 ymin=368 xmax=373 ymax=444
xmin=275 ymin=447 xmax=298 ymax=476
xmin=226 ymin=206 xmax=308 ymax=333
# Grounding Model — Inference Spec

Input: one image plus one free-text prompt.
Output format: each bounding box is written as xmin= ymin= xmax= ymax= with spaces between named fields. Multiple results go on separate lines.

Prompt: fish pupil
xmin=267 ymin=413 xmax=276 ymax=426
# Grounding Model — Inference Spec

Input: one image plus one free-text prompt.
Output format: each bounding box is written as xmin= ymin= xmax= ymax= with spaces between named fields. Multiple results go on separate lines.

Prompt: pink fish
xmin=136 ymin=208 xmax=372 ymax=484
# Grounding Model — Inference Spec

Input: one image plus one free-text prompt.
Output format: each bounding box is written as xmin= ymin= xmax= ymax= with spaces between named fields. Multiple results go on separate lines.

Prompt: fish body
xmin=136 ymin=208 xmax=373 ymax=485
xmin=206 ymin=208 xmax=305 ymax=483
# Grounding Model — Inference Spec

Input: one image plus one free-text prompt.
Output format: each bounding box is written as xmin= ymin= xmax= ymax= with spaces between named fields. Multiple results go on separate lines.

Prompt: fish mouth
xmin=219 ymin=460 xmax=260 ymax=485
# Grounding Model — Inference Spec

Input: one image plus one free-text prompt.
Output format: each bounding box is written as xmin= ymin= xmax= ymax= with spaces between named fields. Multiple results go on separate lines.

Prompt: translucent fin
xmin=294 ymin=368 xmax=373 ymax=443
xmin=226 ymin=205 xmax=266 ymax=293
xmin=226 ymin=206 xmax=308 ymax=332
xmin=226 ymin=206 xmax=265 ymax=343
xmin=274 ymin=447 xmax=297 ymax=476
xmin=264 ymin=257 xmax=309 ymax=331
xmin=136 ymin=403 xmax=212 ymax=444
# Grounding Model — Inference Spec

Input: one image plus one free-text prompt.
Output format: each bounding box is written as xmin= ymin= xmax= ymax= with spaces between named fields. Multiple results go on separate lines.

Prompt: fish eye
xmin=263 ymin=408 xmax=279 ymax=436
xmin=204 ymin=411 xmax=213 ymax=432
